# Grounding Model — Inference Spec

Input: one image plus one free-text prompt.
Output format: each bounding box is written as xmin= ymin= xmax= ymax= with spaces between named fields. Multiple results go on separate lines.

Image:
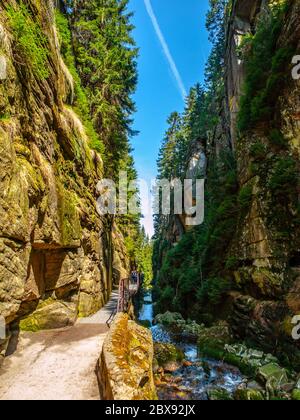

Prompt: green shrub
xmin=250 ymin=142 xmax=267 ymax=160
xmin=269 ymin=129 xmax=287 ymax=148
xmin=159 ymin=286 xmax=176 ymax=308
xmin=238 ymin=184 xmax=253 ymax=210
xmin=6 ymin=3 xmax=49 ymax=79
xmin=154 ymin=152 xmax=238 ymax=316
xmin=197 ymin=277 xmax=233 ymax=305
xmin=238 ymin=2 xmax=293 ymax=132
xmin=225 ymin=256 xmax=239 ymax=270
xmin=268 ymin=157 xmax=298 ymax=196
xmin=271 ymin=46 xmax=295 ymax=73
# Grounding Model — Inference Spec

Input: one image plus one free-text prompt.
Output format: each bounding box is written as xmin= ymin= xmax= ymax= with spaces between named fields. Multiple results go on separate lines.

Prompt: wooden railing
xmin=106 ymin=274 xmax=141 ymax=327
xmin=117 ymin=275 xmax=140 ymax=313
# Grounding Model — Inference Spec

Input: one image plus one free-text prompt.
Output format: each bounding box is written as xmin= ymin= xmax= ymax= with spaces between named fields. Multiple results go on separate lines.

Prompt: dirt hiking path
xmin=0 ymin=292 xmax=119 ymax=400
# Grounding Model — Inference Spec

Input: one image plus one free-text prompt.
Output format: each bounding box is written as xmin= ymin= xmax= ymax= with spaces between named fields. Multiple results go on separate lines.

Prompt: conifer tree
xmin=66 ymin=0 xmax=138 ymax=175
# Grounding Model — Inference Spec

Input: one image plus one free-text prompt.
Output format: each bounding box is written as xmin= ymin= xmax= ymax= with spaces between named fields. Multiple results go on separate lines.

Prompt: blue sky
xmin=128 ymin=0 xmax=211 ymax=236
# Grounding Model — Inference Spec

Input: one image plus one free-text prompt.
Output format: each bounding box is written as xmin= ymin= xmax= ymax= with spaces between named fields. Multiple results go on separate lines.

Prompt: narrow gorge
xmin=0 ymin=0 xmax=300 ymax=402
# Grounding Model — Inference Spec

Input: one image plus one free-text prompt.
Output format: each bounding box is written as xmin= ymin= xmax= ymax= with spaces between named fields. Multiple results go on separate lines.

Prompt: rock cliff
xmin=154 ymin=0 xmax=300 ymax=369
xmin=224 ymin=0 xmax=300 ymax=367
xmin=0 ymin=0 xmax=129 ymax=333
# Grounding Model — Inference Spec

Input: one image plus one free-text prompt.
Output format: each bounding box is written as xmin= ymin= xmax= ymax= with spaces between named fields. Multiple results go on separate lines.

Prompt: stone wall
xmin=97 ymin=313 xmax=157 ymax=400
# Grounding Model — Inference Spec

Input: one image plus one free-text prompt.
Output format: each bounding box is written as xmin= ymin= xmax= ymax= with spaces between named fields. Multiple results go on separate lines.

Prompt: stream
xmin=138 ymin=291 xmax=246 ymax=400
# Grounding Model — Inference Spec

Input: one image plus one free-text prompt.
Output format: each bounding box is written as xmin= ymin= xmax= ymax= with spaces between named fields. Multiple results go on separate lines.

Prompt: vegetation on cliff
xmin=153 ymin=0 xmax=300 ymax=373
xmin=6 ymin=2 xmax=50 ymax=79
xmin=63 ymin=0 xmax=138 ymax=176
xmin=55 ymin=0 xmax=148 ymax=273
xmin=0 ymin=0 xmax=147 ymax=332
xmin=153 ymin=0 xmax=238 ymax=319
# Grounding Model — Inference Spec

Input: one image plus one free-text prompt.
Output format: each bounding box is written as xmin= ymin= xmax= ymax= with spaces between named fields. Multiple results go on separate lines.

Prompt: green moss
xmin=200 ymin=346 xmax=225 ymax=360
xmin=37 ymin=298 xmax=56 ymax=310
xmin=292 ymin=389 xmax=300 ymax=401
xmin=78 ymin=292 xmax=102 ymax=318
xmin=0 ymin=113 xmax=11 ymax=123
xmin=198 ymin=324 xmax=232 ymax=359
xmin=208 ymin=388 xmax=233 ymax=401
xmin=56 ymin=182 xmax=82 ymax=245
xmin=234 ymin=388 xmax=264 ymax=401
xmin=55 ymin=10 xmax=105 ymax=155
xmin=225 ymin=256 xmax=239 ymax=270
xmin=19 ymin=317 xmax=40 ymax=332
xmin=154 ymin=342 xmax=184 ymax=366
xmin=6 ymin=3 xmax=49 ymax=79
xmin=19 ymin=298 xmax=54 ymax=332
xmin=223 ymin=353 xmax=257 ymax=377
xmin=17 ymin=157 xmax=45 ymax=194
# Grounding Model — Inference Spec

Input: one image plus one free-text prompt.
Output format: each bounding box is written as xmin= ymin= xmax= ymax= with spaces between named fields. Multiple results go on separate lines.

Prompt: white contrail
xmin=144 ymin=0 xmax=187 ymax=101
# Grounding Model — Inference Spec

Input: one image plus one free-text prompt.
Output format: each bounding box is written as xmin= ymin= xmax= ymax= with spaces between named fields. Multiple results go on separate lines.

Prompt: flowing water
xmin=138 ymin=291 xmax=246 ymax=400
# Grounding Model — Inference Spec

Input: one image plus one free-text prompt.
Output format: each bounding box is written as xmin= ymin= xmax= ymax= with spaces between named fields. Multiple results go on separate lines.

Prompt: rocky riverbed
xmin=138 ymin=292 xmax=300 ymax=401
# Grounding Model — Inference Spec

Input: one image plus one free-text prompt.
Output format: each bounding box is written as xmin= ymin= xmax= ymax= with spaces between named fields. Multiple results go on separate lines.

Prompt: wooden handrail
xmin=117 ymin=274 xmax=140 ymax=313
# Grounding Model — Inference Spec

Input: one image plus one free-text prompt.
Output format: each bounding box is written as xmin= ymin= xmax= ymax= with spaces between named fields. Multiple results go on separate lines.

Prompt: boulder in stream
xmin=154 ymin=312 xmax=205 ymax=342
xmin=198 ymin=322 xmax=233 ymax=358
xmin=154 ymin=342 xmax=184 ymax=370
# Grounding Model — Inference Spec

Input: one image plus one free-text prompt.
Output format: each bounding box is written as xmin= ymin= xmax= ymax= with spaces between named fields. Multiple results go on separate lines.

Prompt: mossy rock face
xmin=154 ymin=312 xmax=204 ymax=342
xmin=180 ymin=320 xmax=205 ymax=342
xmin=234 ymin=388 xmax=265 ymax=401
xmin=207 ymin=387 xmax=233 ymax=401
xmin=19 ymin=299 xmax=77 ymax=332
xmin=0 ymin=0 xmax=130 ymax=332
xmin=292 ymin=389 xmax=300 ymax=401
xmin=99 ymin=314 xmax=158 ymax=400
xmin=223 ymin=344 xmax=280 ymax=377
xmin=56 ymin=182 xmax=82 ymax=247
xmin=257 ymin=363 xmax=288 ymax=386
xmin=257 ymin=363 xmax=291 ymax=397
xmin=154 ymin=342 xmax=184 ymax=367
xmin=78 ymin=291 xmax=103 ymax=318
xmin=198 ymin=323 xmax=232 ymax=358
xmin=154 ymin=312 xmax=184 ymax=328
